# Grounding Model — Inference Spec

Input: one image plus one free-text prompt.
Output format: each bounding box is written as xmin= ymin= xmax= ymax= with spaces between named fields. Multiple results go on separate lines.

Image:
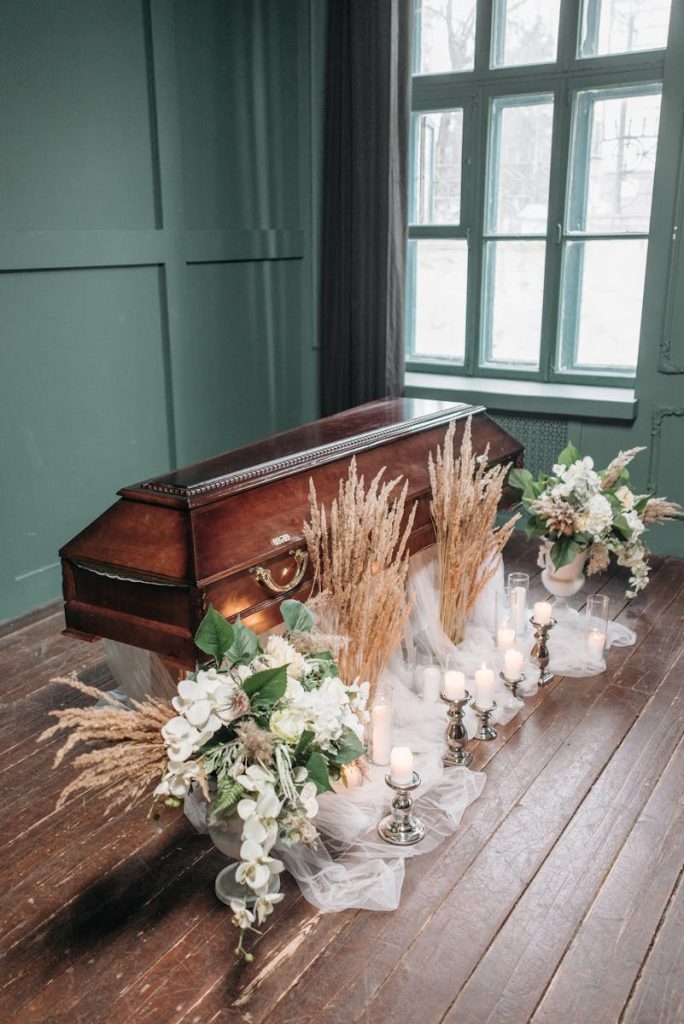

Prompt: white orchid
xmin=160 ymin=716 xmax=202 ymax=762
xmin=154 ymin=758 xmax=199 ymax=798
xmin=235 ymin=839 xmax=284 ymax=892
xmin=172 ymin=668 xmax=245 ymax=735
xmin=254 ymin=892 xmax=284 ymax=925
xmin=229 ymin=898 xmax=255 ymax=930
xmin=237 ymin=764 xmax=277 ymax=792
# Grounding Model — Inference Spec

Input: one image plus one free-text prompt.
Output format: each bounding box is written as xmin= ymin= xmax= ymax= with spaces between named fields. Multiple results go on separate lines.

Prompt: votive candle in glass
xmin=508 ymin=573 xmax=529 ymax=637
xmin=422 ymin=665 xmax=442 ymax=703
xmin=497 ymin=621 xmax=516 ymax=650
xmin=371 ymin=701 xmax=392 ymax=766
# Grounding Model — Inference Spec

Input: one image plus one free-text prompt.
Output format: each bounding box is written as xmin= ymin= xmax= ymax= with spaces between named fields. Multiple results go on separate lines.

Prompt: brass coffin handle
xmin=251 ymin=548 xmax=309 ymax=595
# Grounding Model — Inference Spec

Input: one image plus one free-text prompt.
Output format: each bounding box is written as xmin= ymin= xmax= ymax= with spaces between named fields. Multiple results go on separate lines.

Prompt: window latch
xmin=555 ymin=223 xmax=562 ymax=245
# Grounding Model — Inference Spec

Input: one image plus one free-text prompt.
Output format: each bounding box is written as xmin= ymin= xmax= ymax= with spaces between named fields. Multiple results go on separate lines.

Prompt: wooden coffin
xmin=60 ymin=398 xmax=523 ymax=667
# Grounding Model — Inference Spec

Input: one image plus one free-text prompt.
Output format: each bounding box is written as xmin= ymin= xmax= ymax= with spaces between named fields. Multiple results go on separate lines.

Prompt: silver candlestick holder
xmin=440 ymin=691 xmax=472 ymax=767
xmin=530 ymin=616 xmax=557 ymax=687
xmin=472 ymin=701 xmax=497 ymax=741
xmin=378 ymin=771 xmax=425 ymax=846
xmin=499 ymin=670 xmax=526 ymax=703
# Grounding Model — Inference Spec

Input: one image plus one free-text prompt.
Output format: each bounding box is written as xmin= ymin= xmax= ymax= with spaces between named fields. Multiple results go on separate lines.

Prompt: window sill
xmin=404 ymin=371 xmax=638 ymax=422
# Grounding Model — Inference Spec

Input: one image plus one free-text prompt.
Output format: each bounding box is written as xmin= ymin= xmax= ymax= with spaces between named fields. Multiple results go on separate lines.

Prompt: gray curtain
xmin=321 ymin=0 xmax=414 ymax=415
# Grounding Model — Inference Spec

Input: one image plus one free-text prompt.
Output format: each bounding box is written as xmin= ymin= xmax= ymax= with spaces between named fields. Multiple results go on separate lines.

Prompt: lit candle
xmin=422 ymin=665 xmax=442 ymax=703
xmin=504 ymin=647 xmax=524 ymax=682
xmin=444 ymin=669 xmax=466 ymax=701
xmin=510 ymin=586 xmax=527 ymax=635
xmin=390 ymin=746 xmax=414 ymax=786
xmin=534 ymin=601 xmax=553 ymax=625
xmin=497 ymin=622 xmax=516 ymax=650
xmin=371 ymin=703 xmax=392 ymax=765
xmin=474 ymin=662 xmax=495 ymax=710
xmin=587 ymin=628 xmax=606 ymax=659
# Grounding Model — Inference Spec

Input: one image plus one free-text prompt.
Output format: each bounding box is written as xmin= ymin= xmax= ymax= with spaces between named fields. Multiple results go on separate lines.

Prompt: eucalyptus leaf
xmin=195 ymin=605 xmax=234 ymax=666
xmin=281 ymin=599 xmax=316 ymax=634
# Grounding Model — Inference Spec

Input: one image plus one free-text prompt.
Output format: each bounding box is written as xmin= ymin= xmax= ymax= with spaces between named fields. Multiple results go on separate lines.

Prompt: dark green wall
xmin=0 ymin=0 xmax=324 ymax=622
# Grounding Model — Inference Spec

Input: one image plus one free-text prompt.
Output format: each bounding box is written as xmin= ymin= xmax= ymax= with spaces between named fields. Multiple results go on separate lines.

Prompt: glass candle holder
xmin=508 ymin=572 xmax=529 ymax=638
xmin=586 ymin=594 xmax=609 ymax=660
xmin=370 ymin=683 xmax=393 ymax=766
xmin=495 ymin=586 xmax=512 ymax=635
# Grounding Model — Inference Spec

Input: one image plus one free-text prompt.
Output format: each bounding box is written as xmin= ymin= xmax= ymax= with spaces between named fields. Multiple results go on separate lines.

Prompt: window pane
xmin=491 ymin=0 xmax=561 ymax=67
xmin=579 ymin=0 xmax=672 ymax=57
xmin=486 ymin=96 xmax=554 ymax=235
xmin=567 ymin=87 xmax=661 ymax=233
xmin=558 ymin=239 xmax=648 ymax=370
xmin=410 ymin=240 xmax=468 ymax=361
xmin=481 ymin=241 xmax=545 ymax=367
xmin=416 ymin=0 xmax=476 ymax=74
xmin=411 ymin=111 xmax=463 ymax=224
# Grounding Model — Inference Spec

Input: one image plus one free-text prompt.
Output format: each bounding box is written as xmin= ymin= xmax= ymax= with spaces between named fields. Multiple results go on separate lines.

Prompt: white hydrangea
xmin=575 ymin=492 xmax=613 ymax=539
xmin=289 ymin=676 xmax=366 ymax=748
xmin=552 ymin=457 xmax=600 ymax=499
xmin=623 ymin=508 xmax=645 ymax=539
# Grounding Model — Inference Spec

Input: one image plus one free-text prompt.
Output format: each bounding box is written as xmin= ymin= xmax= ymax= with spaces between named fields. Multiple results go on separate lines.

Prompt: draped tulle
xmin=105 ymin=543 xmax=636 ymax=914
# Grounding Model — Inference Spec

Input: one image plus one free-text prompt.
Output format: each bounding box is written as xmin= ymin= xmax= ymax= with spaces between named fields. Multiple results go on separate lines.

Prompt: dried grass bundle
xmin=39 ymin=676 xmax=173 ymax=812
xmin=429 ymin=418 xmax=520 ymax=645
xmin=303 ymin=458 xmax=416 ymax=696
xmin=643 ymin=496 xmax=683 ymax=523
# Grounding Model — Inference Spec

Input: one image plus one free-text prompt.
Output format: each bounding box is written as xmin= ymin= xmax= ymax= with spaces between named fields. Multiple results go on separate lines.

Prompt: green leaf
xmin=305 ymin=751 xmax=334 ymax=794
xmin=310 ymin=651 xmax=339 ymax=681
xmin=507 ymin=467 xmax=533 ymax=495
xmin=281 ymin=599 xmax=316 ymax=634
xmin=328 ymin=726 xmax=365 ymax=766
xmin=242 ymin=665 xmax=287 ymax=703
xmin=212 ymin=777 xmax=245 ymax=818
xmin=613 ymin=514 xmax=632 ymax=540
xmin=557 ymin=442 xmax=582 ymax=469
xmin=195 ymin=605 xmax=234 ymax=666
xmin=226 ymin=617 xmax=260 ymax=666
xmin=293 ymin=728 xmax=316 ymax=761
xmin=549 ymin=536 xmax=584 ymax=571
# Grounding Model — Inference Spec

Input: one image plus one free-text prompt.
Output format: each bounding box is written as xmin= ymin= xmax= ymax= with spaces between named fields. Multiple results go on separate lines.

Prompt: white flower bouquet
xmin=154 ymin=599 xmax=369 ymax=959
xmin=509 ymin=443 xmax=682 ymax=598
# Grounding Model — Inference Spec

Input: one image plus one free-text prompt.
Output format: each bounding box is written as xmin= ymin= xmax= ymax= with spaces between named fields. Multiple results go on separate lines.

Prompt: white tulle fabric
xmin=105 ymin=544 xmax=636 ymax=914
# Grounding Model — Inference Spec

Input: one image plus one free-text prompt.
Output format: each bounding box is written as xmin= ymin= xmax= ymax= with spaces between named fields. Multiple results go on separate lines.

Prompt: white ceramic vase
xmin=538 ymin=539 xmax=589 ymax=600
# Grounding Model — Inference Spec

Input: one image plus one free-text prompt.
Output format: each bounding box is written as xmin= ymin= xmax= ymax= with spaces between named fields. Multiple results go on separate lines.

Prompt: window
xmin=407 ymin=0 xmax=671 ymax=384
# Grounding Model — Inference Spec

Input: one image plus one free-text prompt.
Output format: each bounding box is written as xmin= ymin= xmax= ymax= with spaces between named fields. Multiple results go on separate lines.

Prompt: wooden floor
xmin=1 ymin=535 xmax=683 ymax=1024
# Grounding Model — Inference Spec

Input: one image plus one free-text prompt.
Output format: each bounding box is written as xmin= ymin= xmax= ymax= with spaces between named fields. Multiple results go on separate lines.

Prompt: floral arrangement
xmin=510 ymin=443 xmax=682 ymax=597
xmin=42 ymin=599 xmax=369 ymax=961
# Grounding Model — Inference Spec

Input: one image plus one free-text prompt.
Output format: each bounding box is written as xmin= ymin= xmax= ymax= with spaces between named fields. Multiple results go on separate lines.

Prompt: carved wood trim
xmin=659 ymin=108 xmax=684 ymax=374
xmin=137 ymin=403 xmax=483 ymax=501
xmin=648 ymin=406 xmax=684 ymax=491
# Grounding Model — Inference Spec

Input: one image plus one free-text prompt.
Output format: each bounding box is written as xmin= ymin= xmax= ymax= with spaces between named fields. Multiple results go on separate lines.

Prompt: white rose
xmin=269 ymin=707 xmax=307 ymax=744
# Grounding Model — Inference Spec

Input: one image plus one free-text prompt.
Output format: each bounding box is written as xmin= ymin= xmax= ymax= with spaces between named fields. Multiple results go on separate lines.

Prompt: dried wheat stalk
xmin=429 ymin=417 xmax=520 ymax=645
xmin=303 ymin=458 xmax=416 ymax=697
xmin=39 ymin=676 xmax=173 ymax=812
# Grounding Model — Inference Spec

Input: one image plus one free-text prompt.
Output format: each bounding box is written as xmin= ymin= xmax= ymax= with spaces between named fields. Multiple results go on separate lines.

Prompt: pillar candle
xmin=444 ymin=669 xmax=466 ymax=701
xmin=474 ymin=662 xmax=495 ymax=710
xmin=534 ymin=600 xmax=553 ymax=625
xmin=390 ymin=746 xmax=414 ymax=786
xmin=497 ymin=622 xmax=516 ymax=650
xmin=422 ymin=665 xmax=442 ymax=703
xmin=371 ymin=703 xmax=392 ymax=765
xmin=504 ymin=647 xmax=524 ymax=681
xmin=587 ymin=628 xmax=606 ymax=659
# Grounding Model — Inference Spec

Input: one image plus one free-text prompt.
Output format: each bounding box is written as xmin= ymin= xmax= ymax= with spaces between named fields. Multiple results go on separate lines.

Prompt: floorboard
xmin=0 ymin=539 xmax=682 ymax=1024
